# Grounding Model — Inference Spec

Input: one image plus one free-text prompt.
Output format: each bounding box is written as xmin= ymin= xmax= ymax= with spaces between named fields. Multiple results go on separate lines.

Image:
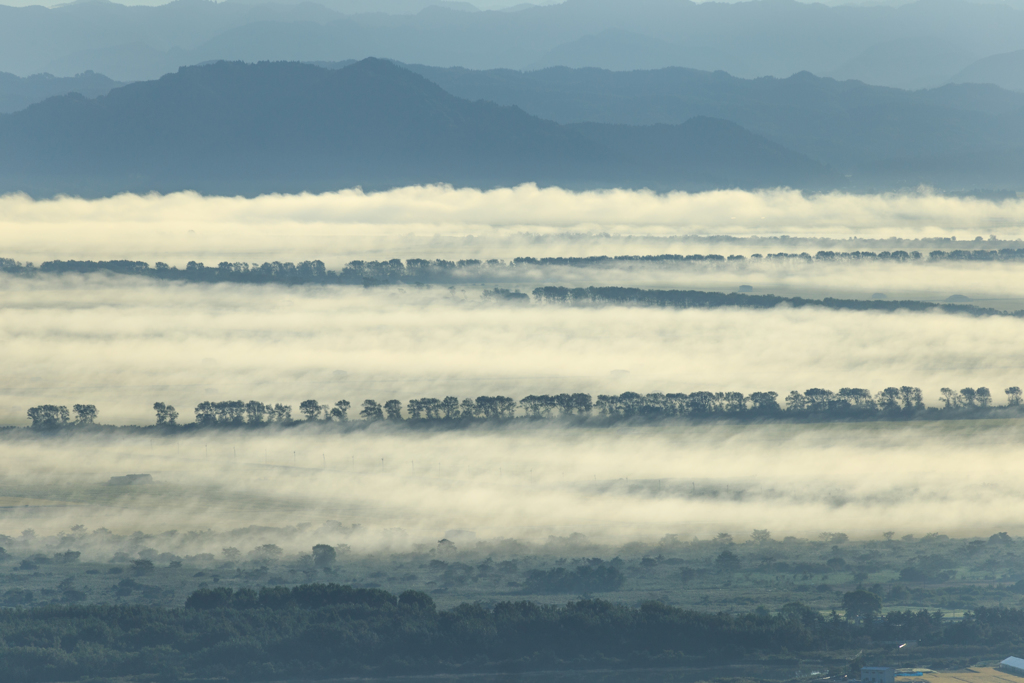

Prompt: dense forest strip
xmin=0 ymin=582 xmax=1013 ymax=682
xmin=16 ymin=385 xmax=1023 ymax=430
xmin=1 ymin=248 xmax=1024 ymax=287
xmin=532 ymin=286 xmax=1014 ymax=316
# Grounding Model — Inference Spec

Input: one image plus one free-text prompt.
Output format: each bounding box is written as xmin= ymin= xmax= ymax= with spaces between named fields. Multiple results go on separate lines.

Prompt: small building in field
xmin=862 ymin=667 xmax=896 ymax=683
xmin=1000 ymin=657 xmax=1024 ymax=675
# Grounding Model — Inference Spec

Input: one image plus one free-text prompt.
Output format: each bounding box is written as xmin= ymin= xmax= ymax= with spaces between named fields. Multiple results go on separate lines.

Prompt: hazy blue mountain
xmin=394 ymin=63 xmax=1024 ymax=186
xmin=0 ymin=59 xmax=837 ymax=197
xmin=951 ymin=49 xmax=1024 ymax=92
xmin=0 ymin=70 xmax=123 ymax=113
xmin=3 ymin=0 xmax=1024 ymax=87
xmin=825 ymin=36 xmax=978 ymax=90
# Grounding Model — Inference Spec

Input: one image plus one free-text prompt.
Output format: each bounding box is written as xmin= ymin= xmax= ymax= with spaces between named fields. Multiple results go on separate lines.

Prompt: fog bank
xmin=1 ymin=275 xmax=1023 ymax=426
xmin=2 ymin=186 xmax=1024 ymax=266
xmin=1 ymin=421 xmax=1022 ymax=551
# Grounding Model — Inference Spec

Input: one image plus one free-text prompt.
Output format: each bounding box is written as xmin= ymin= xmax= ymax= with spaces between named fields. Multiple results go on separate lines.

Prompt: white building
xmin=861 ymin=667 xmax=896 ymax=683
xmin=1000 ymin=657 xmax=1024 ymax=674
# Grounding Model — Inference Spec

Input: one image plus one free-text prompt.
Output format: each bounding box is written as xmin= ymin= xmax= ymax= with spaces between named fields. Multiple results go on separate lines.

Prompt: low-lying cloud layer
xmin=1 ymin=275 xmax=1023 ymax=426
xmin=3 ymin=185 xmax=1023 ymax=548
xmin=2 ymin=186 xmax=1024 ymax=266
xmin=1 ymin=421 xmax=1021 ymax=551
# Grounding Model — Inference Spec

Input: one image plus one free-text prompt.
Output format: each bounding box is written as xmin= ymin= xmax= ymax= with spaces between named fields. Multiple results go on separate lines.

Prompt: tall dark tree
xmin=26 ymin=405 xmax=70 ymax=429
xmin=72 ymin=404 xmax=97 ymax=425
xmin=330 ymin=400 xmax=350 ymax=421
xmin=1007 ymin=386 xmax=1023 ymax=406
xmin=360 ymin=400 xmax=383 ymax=421
xmin=959 ymin=387 xmax=978 ymax=408
xmin=939 ymin=387 xmax=958 ymax=409
xmin=899 ymin=386 xmax=924 ymax=410
xmin=459 ymin=398 xmax=478 ymax=418
xmin=153 ymin=402 xmax=178 ymax=425
xmin=875 ymin=387 xmax=901 ymax=411
xmin=976 ymin=387 xmax=992 ymax=408
xmin=749 ymin=391 xmax=780 ymax=411
xmin=571 ymin=393 xmax=594 ymax=414
xmin=245 ymin=401 xmax=266 ymax=423
xmin=384 ymin=400 xmax=403 ymax=420
xmin=441 ymin=396 xmax=460 ymax=419
xmin=270 ymin=404 xmax=292 ymax=422
xmin=406 ymin=399 xmax=424 ymax=420
xmin=312 ymin=544 xmax=337 ymax=568
xmin=842 ymin=589 xmax=882 ymax=620
xmin=194 ymin=401 xmax=216 ymax=424
xmin=784 ymin=390 xmax=806 ymax=411
xmin=723 ymin=391 xmax=746 ymax=412
xmin=300 ymin=400 xmax=322 ymax=421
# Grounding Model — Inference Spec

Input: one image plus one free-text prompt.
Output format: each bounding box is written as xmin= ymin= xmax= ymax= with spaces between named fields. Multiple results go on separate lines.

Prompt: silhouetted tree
xmin=959 ymin=387 xmax=977 ymax=408
xmin=749 ymin=391 xmax=780 ymax=411
xmin=571 ymin=393 xmax=593 ymax=415
xmin=245 ymin=401 xmax=265 ymax=424
xmin=330 ymin=400 xmax=350 ymax=421
xmin=715 ymin=550 xmax=741 ymax=573
xmin=384 ymin=400 xmax=403 ymax=420
xmin=360 ymin=400 xmax=383 ymax=421
xmin=312 ymin=544 xmax=337 ymax=568
xmin=459 ymin=398 xmax=478 ymax=418
xmin=842 ymin=589 xmax=882 ymax=620
xmin=194 ymin=401 xmax=216 ymax=424
xmin=939 ymin=388 xmax=958 ymax=409
xmin=976 ymin=387 xmax=992 ymax=408
xmin=875 ymin=387 xmax=901 ymax=411
xmin=153 ymin=402 xmax=178 ymax=425
xmin=1007 ymin=386 xmax=1023 ymax=406
xmin=784 ymin=390 xmax=806 ymax=411
xmin=407 ymin=399 xmax=424 ymax=420
xmin=27 ymin=405 xmax=70 ymax=429
xmin=421 ymin=398 xmax=442 ymax=419
xmin=72 ymin=404 xmax=97 ymax=425
xmin=724 ymin=392 xmax=747 ymax=412
xmin=270 ymin=404 xmax=292 ymax=422
xmin=899 ymin=386 xmax=924 ymax=410
xmin=441 ymin=396 xmax=460 ymax=419
xmin=300 ymin=400 xmax=322 ymax=421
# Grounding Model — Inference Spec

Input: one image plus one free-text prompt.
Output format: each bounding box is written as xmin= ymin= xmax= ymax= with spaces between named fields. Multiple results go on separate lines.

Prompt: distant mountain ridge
xmin=0 ymin=59 xmax=837 ymax=197
xmin=3 ymin=0 xmax=1024 ymax=88
xmin=7 ymin=59 xmax=1024 ymax=192
xmin=394 ymin=63 xmax=1024 ymax=189
xmin=0 ymin=70 xmax=123 ymax=114
xmin=952 ymin=49 xmax=1024 ymax=92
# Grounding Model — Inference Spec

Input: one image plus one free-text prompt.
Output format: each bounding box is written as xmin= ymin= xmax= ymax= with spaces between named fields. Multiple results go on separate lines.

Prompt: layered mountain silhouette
xmin=3 ymin=0 xmax=1024 ymax=89
xmin=0 ymin=70 xmax=123 ymax=114
xmin=396 ymin=63 xmax=1024 ymax=190
xmin=952 ymin=50 xmax=1024 ymax=92
xmin=0 ymin=59 xmax=837 ymax=197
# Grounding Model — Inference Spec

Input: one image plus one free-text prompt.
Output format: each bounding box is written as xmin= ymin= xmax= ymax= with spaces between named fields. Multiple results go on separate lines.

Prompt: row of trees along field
xmin=20 ymin=386 xmax=1024 ymax=428
xmin=4 ymin=248 xmax=1024 ymax=286
xmin=530 ymin=286 xmax=1015 ymax=317
xmin=0 ymin=581 xmax=1020 ymax=682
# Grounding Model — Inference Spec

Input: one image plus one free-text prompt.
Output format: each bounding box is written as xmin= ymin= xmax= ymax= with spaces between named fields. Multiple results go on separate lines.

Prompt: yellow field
xmin=898 ymin=668 xmax=1023 ymax=683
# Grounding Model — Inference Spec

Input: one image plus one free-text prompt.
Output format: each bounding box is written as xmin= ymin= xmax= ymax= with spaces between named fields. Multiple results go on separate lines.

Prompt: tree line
xmin=1 ymin=248 xmax=1022 ymax=287
xmin=21 ymin=386 xmax=1024 ymax=428
xmin=532 ymin=286 xmax=1016 ymax=317
xmin=0 ymin=581 xmax=1019 ymax=682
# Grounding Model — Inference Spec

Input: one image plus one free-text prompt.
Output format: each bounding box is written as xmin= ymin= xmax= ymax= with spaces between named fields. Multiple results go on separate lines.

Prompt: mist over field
xmin=3 ymin=274 xmax=1024 ymax=427
xmin=2 ymin=186 xmax=1024 ymax=266
xmin=3 ymin=187 xmax=1024 ymax=425
xmin=3 ymin=421 xmax=1024 ymax=550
